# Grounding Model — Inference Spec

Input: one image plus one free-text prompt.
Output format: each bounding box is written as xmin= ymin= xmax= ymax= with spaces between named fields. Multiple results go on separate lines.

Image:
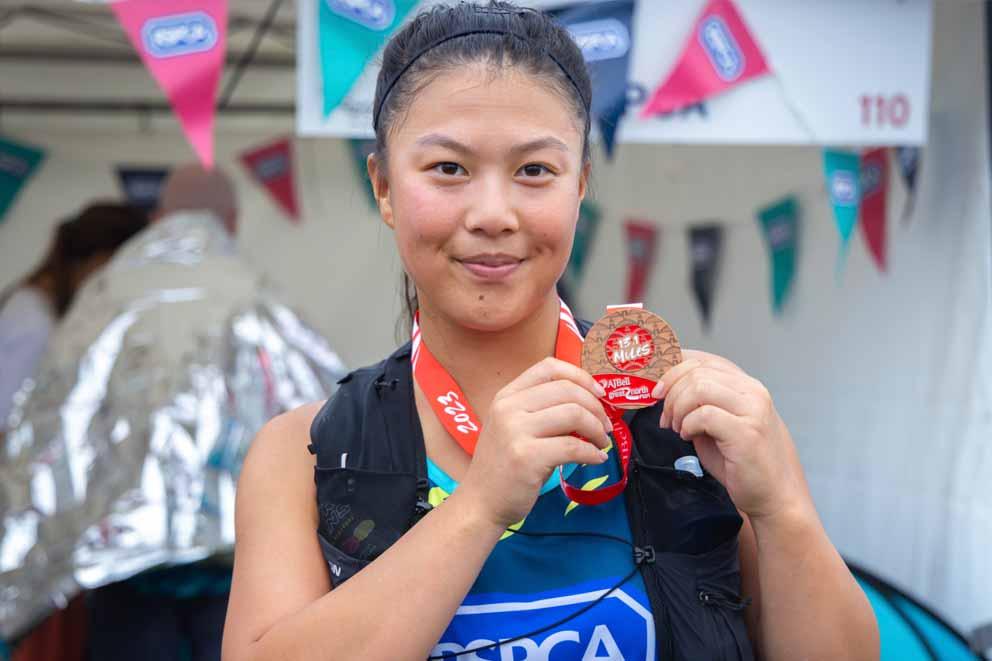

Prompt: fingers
xmin=530 ymin=403 xmax=612 ymax=450
xmin=679 ymin=404 xmax=741 ymax=444
xmin=659 ymin=367 xmax=756 ymax=432
xmin=502 ymin=357 xmax=606 ymax=400
xmin=652 ymin=349 xmax=742 ymax=400
xmin=537 ymin=435 xmax=610 ymax=468
xmin=516 ymin=380 xmax=612 ymax=434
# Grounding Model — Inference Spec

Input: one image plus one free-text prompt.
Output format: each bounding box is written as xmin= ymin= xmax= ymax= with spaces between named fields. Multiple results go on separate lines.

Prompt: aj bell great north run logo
xmin=431 ymin=586 xmax=654 ymax=660
xmin=142 ymin=12 xmax=218 ymax=58
xmin=698 ymin=16 xmax=745 ymax=82
xmin=568 ymin=19 xmax=631 ymax=63
xmin=326 ymin=0 xmax=395 ymax=30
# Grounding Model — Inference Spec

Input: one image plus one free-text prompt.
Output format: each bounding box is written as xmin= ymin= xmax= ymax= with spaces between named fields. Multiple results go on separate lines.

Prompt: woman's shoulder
xmin=239 ymin=402 xmax=326 ymax=507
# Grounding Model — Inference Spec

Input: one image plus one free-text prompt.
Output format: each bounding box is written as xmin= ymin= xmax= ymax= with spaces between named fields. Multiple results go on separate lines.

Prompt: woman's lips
xmin=458 ymin=258 xmax=523 ymax=280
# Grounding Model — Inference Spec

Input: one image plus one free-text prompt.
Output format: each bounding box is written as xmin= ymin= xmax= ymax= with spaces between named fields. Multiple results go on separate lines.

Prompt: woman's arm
xmin=221 ymin=405 xmax=505 ymax=661
xmin=222 ymin=359 xmax=613 ymax=661
xmin=741 ymin=503 xmax=878 ymax=660
xmin=657 ymin=351 xmax=880 ymax=661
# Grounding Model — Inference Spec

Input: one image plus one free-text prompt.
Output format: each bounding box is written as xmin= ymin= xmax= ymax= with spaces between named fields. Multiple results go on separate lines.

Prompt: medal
xmin=581 ymin=304 xmax=683 ymax=410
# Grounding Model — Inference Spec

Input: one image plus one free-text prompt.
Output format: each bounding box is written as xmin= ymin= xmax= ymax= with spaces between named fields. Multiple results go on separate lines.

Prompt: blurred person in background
xmin=0 ymin=203 xmax=147 ymax=661
xmin=0 ymin=161 xmax=345 ymax=661
xmin=79 ymin=164 xmax=240 ymax=661
xmin=0 ymin=203 xmax=148 ymax=431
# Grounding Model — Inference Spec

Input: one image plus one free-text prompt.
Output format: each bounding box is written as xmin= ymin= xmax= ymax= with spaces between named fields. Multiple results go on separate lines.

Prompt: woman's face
xmin=372 ymin=65 xmax=588 ymax=332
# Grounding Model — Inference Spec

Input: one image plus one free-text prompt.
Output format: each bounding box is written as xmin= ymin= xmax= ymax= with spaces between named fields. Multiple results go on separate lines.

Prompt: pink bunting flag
xmin=640 ymin=0 xmax=770 ymax=117
xmin=240 ymin=137 xmax=300 ymax=222
xmin=859 ymin=148 xmax=889 ymax=272
xmin=112 ymin=0 xmax=227 ymax=168
xmin=624 ymin=220 xmax=659 ymax=303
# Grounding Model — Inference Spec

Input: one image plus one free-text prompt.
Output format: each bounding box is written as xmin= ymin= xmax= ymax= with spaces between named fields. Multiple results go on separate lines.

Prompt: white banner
xmin=297 ymin=0 xmax=932 ymax=145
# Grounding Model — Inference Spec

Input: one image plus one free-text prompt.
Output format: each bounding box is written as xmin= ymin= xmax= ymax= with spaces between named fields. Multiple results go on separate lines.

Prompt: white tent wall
xmin=0 ymin=0 xmax=988 ymax=636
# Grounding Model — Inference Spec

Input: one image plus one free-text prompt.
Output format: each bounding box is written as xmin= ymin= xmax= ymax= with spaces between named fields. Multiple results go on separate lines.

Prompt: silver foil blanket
xmin=0 ymin=213 xmax=347 ymax=640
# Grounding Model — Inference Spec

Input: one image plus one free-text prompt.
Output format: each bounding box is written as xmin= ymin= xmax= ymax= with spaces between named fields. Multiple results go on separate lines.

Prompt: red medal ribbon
xmin=411 ymin=299 xmax=631 ymax=505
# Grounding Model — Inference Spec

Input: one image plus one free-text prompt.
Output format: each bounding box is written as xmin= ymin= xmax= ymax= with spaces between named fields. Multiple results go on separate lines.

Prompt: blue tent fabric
xmin=850 ymin=562 xmax=983 ymax=660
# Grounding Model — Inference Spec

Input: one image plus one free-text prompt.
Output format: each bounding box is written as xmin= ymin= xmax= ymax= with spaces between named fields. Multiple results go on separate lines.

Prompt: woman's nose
xmin=464 ymin=174 xmax=519 ymax=236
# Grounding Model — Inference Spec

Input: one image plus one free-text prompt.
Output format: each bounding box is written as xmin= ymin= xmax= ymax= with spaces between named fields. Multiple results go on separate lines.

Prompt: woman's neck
xmin=415 ymin=293 xmax=561 ymax=407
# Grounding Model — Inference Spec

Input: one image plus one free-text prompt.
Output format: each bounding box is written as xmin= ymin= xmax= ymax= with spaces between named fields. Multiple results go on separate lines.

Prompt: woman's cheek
xmin=392 ymin=181 xmax=460 ymax=275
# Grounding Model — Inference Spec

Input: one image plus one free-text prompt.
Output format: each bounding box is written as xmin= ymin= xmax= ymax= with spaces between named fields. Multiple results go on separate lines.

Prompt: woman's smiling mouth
xmin=457 ymin=253 xmax=524 ymax=280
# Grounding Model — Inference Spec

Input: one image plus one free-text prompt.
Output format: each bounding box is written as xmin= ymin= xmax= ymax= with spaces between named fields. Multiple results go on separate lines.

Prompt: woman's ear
xmin=367 ymin=153 xmax=395 ymax=229
xmin=578 ymin=160 xmax=592 ymax=201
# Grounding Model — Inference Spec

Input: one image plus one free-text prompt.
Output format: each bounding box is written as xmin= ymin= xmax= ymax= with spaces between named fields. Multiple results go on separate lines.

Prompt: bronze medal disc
xmin=581 ymin=306 xmax=682 ymax=409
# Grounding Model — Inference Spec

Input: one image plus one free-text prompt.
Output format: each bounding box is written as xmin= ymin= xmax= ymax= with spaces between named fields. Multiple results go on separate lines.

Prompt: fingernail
xmin=651 ymin=381 xmax=664 ymax=399
xmin=599 ymin=450 xmax=609 ymax=462
xmin=602 ymin=420 xmax=612 ymax=434
xmin=594 ymin=382 xmax=607 ymax=398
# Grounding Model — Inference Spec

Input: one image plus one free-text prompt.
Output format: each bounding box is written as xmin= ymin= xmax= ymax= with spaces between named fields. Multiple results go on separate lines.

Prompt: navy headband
xmin=372 ymin=28 xmax=590 ymax=132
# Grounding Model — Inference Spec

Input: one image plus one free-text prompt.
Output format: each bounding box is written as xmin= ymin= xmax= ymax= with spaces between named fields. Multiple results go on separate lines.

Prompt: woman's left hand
xmin=652 ymin=349 xmax=812 ymax=523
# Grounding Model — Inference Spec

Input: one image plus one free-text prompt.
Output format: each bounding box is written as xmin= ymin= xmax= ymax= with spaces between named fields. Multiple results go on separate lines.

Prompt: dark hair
xmin=372 ymin=1 xmax=593 ymax=325
xmin=22 ymin=202 xmax=149 ymax=316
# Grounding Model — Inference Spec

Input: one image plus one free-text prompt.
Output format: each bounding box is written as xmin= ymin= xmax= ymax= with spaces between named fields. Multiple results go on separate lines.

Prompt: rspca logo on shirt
xmin=698 ymin=16 xmax=745 ymax=82
xmin=326 ymin=0 xmax=395 ymax=31
xmin=568 ymin=19 xmax=631 ymax=63
xmin=431 ymin=587 xmax=654 ymax=660
xmin=829 ymin=171 xmax=860 ymax=206
xmin=142 ymin=12 xmax=218 ymax=59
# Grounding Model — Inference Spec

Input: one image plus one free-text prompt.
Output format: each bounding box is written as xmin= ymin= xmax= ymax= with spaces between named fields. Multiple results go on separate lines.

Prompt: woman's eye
xmin=434 ymin=162 xmax=465 ymax=176
xmin=519 ymin=164 xmax=551 ymax=178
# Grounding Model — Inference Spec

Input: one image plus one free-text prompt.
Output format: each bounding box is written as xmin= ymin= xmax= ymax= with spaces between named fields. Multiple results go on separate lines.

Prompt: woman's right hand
xmin=459 ymin=358 xmax=614 ymax=529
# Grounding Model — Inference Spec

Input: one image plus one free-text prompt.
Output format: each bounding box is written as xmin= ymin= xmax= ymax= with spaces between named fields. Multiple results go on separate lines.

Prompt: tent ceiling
xmin=0 ymin=1 xmax=297 ymax=119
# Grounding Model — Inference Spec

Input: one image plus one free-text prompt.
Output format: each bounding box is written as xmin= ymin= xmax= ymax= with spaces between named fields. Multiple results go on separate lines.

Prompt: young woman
xmin=223 ymin=3 xmax=879 ymax=659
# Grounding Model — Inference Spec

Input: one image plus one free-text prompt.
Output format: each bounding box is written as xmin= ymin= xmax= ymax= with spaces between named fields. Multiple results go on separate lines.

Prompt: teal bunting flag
xmin=566 ymin=200 xmax=602 ymax=284
xmin=349 ymin=138 xmax=378 ymax=210
xmin=0 ymin=136 xmax=45 ymax=225
xmin=319 ymin=0 xmax=419 ymax=117
xmin=757 ymin=196 xmax=799 ymax=315
xmin=822 ymin=149 xmax=861 ymax=274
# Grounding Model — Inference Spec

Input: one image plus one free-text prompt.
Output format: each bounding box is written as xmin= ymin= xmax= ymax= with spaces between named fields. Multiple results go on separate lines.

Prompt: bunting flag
xmin=640 ymin=0 xmax=770 ymax=118
xmin=319 ymin=0 xmax=418 ymax=117
xmin=566 ymin=200 xmax=602 ymax=284
xmin=689 ymin=223 xmax=723 ymax=329
xmin=757 ymin=196 xmax=799 ymax=315
xmin=112 ymin=0 xmax=227 ymax=168
xmin=0 ymin=136 xmax=45 ymax=226
xmin=116 ymin=166 xmax=169 ymax=211
xmin=349 ymin=139 xmax=378 ymax=210
xmin=239 ymin=137 xmax=300 ymax=222
xmin=859 ymin=148 xmax=889 ymax=272
xmin=894 ymin=146 xmax=920 ymax=222
xmin=823 ymin=149 xmax=861 ymax=273
xmin=624 ymin=220 xmax=659 ymax=303
xmin=552 ymin=0 xmax=635 ymax=158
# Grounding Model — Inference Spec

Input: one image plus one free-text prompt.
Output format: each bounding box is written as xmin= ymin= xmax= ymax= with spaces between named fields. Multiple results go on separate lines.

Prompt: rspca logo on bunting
xmin=698 ymin=16 xmax=745 ymax=82
xmin=431 ymin=587 xmax=654 ymax=660
xmin=142 ymin=12 xmax=218 ymax=59
xmin=860 ymin=164 xmax=882 ymax=197
xmin=255 ymin=154 xmax=289 ymax=182
xmin=830 ymin=171 xmax=859 ymax=206
xmin=568 ymin=19 xmax=631 ymax=63
xmin=326 ymin=0 xmax=395 ymax=31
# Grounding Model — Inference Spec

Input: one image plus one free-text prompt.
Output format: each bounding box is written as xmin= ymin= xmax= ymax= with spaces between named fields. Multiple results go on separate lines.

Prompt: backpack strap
xmin=308 ymin=343 xmax=428 ymax=585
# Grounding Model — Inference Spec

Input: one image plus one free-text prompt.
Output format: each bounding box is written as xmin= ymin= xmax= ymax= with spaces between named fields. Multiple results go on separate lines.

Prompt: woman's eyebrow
xmin=414 ymin=134 xmax=570 ymax=156
xmin=415 ymin=133 xmax=473 ymax=154
xmin=508 ymin=137 xmax=570 ymax=156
